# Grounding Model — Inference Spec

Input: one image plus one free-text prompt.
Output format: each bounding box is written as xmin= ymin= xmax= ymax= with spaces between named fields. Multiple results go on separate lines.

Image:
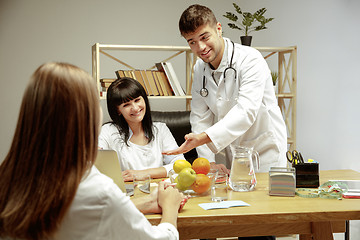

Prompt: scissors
xmin=286 ymin=150 xmax=304 ymax=165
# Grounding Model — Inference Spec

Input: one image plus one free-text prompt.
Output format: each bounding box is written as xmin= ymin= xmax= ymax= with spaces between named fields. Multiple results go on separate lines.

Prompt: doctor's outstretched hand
xmin=162 ymin=132 xmax=211 ymax=155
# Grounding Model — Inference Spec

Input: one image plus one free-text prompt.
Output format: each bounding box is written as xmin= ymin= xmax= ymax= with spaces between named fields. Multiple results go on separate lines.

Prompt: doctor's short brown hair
xmin=179 ymin=4 xmax=218 ymax=36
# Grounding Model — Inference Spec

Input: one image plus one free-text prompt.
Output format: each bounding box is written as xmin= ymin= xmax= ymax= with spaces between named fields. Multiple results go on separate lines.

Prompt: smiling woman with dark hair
xmin=0 ymin=63 xmax=184 ymax=240
xmin=99 ymin=77 xmax=185 ymax=182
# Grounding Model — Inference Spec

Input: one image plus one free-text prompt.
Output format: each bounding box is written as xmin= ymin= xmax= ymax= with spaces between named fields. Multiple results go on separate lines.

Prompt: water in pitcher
xmin=229 ymin=146 xmax=259 ymax=192
xmin=230 ymin=157 xmax=255 ymax=191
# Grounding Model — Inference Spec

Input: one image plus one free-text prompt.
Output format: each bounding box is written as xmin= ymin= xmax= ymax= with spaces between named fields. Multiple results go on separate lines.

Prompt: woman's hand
xmin=122 ymin=169 xmax=141 ymax=182
xmin=157 ymin=181 xmax=186 ymax=228
xmin=158 ymin=182 xmax=184 ymax=209
xmin=132 ymin=186 xmax=161 ymax=214
xmin=132 ymin=181 xmax=189 ymax=227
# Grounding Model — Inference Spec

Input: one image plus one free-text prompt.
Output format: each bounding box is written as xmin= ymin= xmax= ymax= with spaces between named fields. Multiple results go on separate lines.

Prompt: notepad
xmin=269 ymin=167 xmax=296 ymax=196
xmin=198 ymin=200 xmax=250 ymax=210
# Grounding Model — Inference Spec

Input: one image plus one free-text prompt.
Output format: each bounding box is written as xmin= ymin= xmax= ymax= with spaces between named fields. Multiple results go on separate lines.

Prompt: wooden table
xmin=146 ymin=169 xmax=360 ymax=240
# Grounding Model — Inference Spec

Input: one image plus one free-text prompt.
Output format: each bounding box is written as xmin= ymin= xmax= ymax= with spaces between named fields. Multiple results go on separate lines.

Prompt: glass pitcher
xmin=229 ymin=146 xmax=259 ymax=191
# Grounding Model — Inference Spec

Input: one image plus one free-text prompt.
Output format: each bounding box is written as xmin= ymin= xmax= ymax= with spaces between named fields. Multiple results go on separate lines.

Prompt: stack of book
xmin=99 ymin=62 xmax=185 ymax=97
xmin=115 ymin=69 xmax=173 ymax=96
xmin=155 ymin=62 xmax=185 ymax=96
xmin=114 ymin=62 xmax=185 ymax=97
xmin=100 ymin=78 xmax=116 ymax=97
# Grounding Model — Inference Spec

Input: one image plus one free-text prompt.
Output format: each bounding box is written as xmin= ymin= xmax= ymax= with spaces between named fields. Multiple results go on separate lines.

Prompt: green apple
xmin=175 ymin=176 xmax=189 ymax=191
xmin=178 ymin=167 xmax=196 ymax=188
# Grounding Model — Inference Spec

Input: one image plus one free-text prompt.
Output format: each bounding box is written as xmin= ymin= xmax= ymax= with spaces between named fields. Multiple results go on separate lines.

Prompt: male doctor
xmin=164 ymin=4 xmax=287 ymax=174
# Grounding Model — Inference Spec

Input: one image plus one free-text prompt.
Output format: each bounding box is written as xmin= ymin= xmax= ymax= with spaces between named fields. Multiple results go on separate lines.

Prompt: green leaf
xmin=271 ymin=71 xmax=278 ymax=86
xmin=255 ymin=8 xmax=266 ymax=17
xmin=242 ymin=12 xmax=254 ymax=27
xmin=233 ymin=3 xmax=242 ymax=15
xmin=223 ymin=12 xmax=238 ymax=22
xmin=265 ymin=17 xmax=274 ymax=23
xmin=228 ymin=23 xmax=242 ymax=31
xmin=223 ymin=4 xmax=274 ymax=35
xmin=254 ymin=25 xmax=266 ymax=31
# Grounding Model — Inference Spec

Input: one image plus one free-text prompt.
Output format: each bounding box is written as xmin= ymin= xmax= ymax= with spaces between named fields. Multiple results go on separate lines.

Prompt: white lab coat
xmin=55 ymin=166 xmax=179 ymax=240
xmin=190 ymin=37 xmax=287 ymax=172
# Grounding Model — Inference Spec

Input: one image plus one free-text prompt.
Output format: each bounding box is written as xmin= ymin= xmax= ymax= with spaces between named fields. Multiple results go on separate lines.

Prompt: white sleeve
xmin=98 ymin=182 xmax=179 ymax=240
xmin=158 ymin=123 xmax=185 ymax=175
xmin=190 ymin=63 xmax=216 ymax=163
xmin=98 ymin=123 xmax=113 ymax=149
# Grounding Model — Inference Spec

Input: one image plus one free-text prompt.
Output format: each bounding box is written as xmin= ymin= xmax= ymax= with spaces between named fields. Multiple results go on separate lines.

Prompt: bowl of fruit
xmin=169 ymin=158 xmax=217 ymax=196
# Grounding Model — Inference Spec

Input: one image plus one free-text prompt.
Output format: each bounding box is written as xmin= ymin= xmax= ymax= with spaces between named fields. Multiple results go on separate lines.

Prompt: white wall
xmin=1 ymin=0 xmax=360 ymax=237
xmin=3 ymin=0 xmax=359 ymax=169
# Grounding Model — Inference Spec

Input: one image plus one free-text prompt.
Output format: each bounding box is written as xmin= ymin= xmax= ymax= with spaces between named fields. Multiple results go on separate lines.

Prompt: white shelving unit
xmin=92 ymin=44 xmax=297 ymax=149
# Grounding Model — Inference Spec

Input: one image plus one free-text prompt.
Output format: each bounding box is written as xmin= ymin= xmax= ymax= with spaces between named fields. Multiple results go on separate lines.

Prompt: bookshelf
xmin=91 ymin=44 xmax=297 ymax=150
xmin=259 ymin=46 xmax=298 ymax=150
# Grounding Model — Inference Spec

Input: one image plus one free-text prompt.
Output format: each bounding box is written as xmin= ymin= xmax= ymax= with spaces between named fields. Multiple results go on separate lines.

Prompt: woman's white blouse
xmin=55 ymin=166 xmax=178 ymax=240
xmin=98 ymin=122 xmax=184 ymax=175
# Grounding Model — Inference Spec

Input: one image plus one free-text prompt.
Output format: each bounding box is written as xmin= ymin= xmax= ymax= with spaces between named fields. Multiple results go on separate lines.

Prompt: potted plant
xmin=271 ymin=71 xmax=278 ymax=86
xmin=271 ymin=71 xmax=278 ymax=93
xmin=223 ymin=3 xmax=274 ymax=46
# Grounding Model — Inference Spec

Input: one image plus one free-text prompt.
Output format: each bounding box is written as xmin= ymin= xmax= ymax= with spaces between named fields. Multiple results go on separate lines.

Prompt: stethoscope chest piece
xmin=200 ymin=87 xmax=208 ymax=97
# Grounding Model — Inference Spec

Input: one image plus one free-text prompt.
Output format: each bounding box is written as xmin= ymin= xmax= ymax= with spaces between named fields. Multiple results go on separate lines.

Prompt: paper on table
xmin=198 ymin=200 xmax=250 ymax=210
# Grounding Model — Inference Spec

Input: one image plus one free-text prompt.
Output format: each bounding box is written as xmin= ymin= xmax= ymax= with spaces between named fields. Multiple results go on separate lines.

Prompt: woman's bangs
xmin=116 ymin=85 xmax=141 ymax=105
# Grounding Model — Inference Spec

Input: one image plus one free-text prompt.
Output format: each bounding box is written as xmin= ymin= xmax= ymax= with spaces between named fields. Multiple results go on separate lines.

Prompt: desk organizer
xmin=293 ymin=163 xmax=319 ymax=188
xmin=269 ymin=167 xmax=296 ymax=196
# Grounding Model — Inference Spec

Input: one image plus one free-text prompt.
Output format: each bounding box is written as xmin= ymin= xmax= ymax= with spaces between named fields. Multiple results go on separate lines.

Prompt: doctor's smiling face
xmin=183 ymin=22 xmax=225 ymax=70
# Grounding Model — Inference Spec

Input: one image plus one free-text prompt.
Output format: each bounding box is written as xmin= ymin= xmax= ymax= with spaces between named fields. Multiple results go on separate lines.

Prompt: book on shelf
xmin=145 ymin=70 xmax=160 ymax=96
xmin=133 ymin=70 xmax=149 ymax=95
xmin=156 ymin=62 xmax=178 ymax=96
xmin=155 ymin=62 xmax=185 ymax=96
xmin=100 ymin=78 xmax=116 ymax=88
xmin=148 ymin=70 xmax=163 ymax=96
xmin=115 ymin=69 xmax=152 ymax=95
xmin=164 ymin=62 xmax=185 ymax=96
xmin=115 ymin=70 xmax=126 ymax=79
xmin=124 ymin=70 xmax=134 ymax=78
xmin=101 ymin=78 xmax=116 ymax=83
xmin=155 ymin=71 xmax=173 ymax=96
xmin=113 ymin=68 xmax=179 ymax=96
xmin=152 ymin=71 xmax=167 ymax=96
xmin=140 ymin=70 xmax=154 ymax=96
xmin=101 ymin=82 xmax=112 ymax=88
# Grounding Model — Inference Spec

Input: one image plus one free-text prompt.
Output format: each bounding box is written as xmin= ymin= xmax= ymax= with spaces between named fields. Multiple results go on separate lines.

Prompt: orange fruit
xmin=192 ymin=157 xmax=210 ymax=175
xmin=191 ymin=174 xmax=211 ymax=194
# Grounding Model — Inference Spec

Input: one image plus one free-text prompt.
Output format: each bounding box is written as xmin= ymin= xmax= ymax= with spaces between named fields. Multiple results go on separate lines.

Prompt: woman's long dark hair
xmin=106 ymin=77 xmax=154 ymax=145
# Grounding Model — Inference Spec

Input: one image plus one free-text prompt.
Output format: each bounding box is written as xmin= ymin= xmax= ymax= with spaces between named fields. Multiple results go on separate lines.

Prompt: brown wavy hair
xmin=0 ymin=62 xmax=100 ymax=240
xmin=179 ymin=4 xmax=218 ymax=36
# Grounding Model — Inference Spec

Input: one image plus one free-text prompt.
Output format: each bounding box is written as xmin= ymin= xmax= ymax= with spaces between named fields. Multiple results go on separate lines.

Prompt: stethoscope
xmin=200 ymin=41 xmax=237 ymax=97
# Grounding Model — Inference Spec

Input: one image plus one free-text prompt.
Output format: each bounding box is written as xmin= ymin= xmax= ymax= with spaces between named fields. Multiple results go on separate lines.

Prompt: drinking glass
xmin=211 ymin=173 xmax=229 ymax=202
xmin=133 ymin=174 xmax=151 ymax=194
